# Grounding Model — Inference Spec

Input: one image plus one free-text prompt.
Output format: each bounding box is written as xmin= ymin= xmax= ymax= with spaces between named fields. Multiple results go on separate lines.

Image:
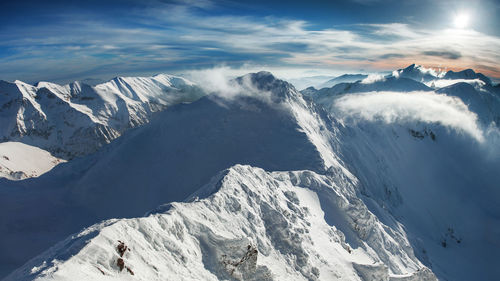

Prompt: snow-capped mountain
xmin=391 ymin=64 xmax=441 ymax=83
xmin=0 ymin=74 xmax=204 ymax=160
xmin=390 ymin=64 xmax=497 ymax=89
xmin=442 ymin=69 xmax=492 ymax=84
xmin=302 ymin=76 xmax=431 ymax=109
xmin=1 ymin=67 xmax=499 ymax=281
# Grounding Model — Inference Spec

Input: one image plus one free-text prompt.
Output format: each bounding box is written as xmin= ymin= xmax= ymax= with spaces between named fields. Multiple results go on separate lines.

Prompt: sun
xmin=453 ymin=13 xmax=470 ymax=29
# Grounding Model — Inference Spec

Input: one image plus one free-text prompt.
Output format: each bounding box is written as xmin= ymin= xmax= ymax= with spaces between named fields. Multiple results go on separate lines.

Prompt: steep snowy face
xmin=0 ymin=72 xmax=341 ymax=277
xmin=5 ymin=165 xmax=437 ymax=281
xmin=307 ymin=73 xmax=500 ymax=280
xmin=336 ymin=120 xmax=500 ymax=281
xmin=0 ymin=74 xmax=204 ymax=160
xmin=436 ymin=82 xmax=500 ymax=126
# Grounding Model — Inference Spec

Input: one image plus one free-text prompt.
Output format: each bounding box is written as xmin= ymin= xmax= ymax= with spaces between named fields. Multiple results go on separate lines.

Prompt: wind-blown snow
xmin=334 ymin=91 xmax=485 ymax=142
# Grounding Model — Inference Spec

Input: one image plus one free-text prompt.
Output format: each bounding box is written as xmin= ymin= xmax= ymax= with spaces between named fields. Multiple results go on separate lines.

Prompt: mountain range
xmin=0 ymin=65 xmax=499 ymax=281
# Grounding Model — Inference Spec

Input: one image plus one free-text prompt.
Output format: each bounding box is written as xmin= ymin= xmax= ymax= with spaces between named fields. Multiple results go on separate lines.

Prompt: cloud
xmin=422 ymin=50 xmax=462 ymax=60
xmin=360 ymin=74 xmax=386 ymax=84
xmin=334 ymin=91 xmax=485 ymax=142
xmin=1 ymin=1 xmax=500 ymax=82
xmin=183 ymin=66 xmax=274 ymax=103
xmin=425 ymin=78 xmax=485 ymax=88
xmin=184 ymin=66 xmax=242 ymax=99
xmin=379 ymin=53 xmax=406 ymax=59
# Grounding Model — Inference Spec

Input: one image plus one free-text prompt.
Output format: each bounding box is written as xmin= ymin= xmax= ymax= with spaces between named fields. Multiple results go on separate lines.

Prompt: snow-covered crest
xmin=5 ymin=165 xmax=436 ymax=281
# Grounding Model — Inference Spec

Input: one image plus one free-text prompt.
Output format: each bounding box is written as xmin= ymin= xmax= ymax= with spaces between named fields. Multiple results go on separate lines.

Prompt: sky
xmin=1 ymin=0 xmax=500 ymax=84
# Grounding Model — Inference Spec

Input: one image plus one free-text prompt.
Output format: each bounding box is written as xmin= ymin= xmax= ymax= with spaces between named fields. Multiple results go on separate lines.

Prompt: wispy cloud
xmin=1 ymin=1 xmax=500 ymax=83
xmin=334 ymin=91 xmax=485 ymax=142
xmin=422 ymin=50 xmax=462 ymax=60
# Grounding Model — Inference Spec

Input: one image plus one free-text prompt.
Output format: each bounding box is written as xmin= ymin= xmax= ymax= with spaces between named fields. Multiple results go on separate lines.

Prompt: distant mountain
xmin=0 ymin=74 xmax=204 ymax=160
xmin=442 ymin=69 xmax=492 ymax=85
xmin=286 ymin=75 xmax=334 ymax=90
xmin=302 ymin=76 xmax=431 ymax=107
xmin=76 ymin=78 xmax=106 ymax=86
xmin=390 ymin=64 xmax=496 ymax=89
xmin=318 ymin=74 xmax=368 ymax=88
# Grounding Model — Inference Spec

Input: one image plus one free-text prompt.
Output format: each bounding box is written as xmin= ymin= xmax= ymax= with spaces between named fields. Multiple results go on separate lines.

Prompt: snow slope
xmin=0 ymin=142 xmax=65 ymax=180
xmin=5 ymin=165 xmax=437 ymax=281
xmin=436 ymin=82 xmax=500 ymax=126
xmin=0 ymin=74 xmax=203 ymax=160
xmin=334 ymin=120 xmax=500 ymax=281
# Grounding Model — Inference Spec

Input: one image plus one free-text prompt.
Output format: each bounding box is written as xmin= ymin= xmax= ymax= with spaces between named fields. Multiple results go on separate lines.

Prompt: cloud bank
xmin=334 ymin=91 xmax=485 ymax=142
xmin=361 ymin=74 xmax=386 ymax=84
xmin=425 ymin=78 xmax=486 ymax=88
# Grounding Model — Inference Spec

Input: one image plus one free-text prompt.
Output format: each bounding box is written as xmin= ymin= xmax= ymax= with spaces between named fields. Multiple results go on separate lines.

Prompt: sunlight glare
xmin=454 ymin=13 xmax=469 ymax=29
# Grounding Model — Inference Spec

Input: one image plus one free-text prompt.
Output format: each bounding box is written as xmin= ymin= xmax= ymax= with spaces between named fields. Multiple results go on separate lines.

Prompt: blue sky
xmin=1 ymin=0 xmax=499 ymax=83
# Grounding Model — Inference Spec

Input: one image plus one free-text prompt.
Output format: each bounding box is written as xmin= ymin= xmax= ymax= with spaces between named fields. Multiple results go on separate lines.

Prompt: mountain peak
xmin=236 ymin=71 xmax=278 ymax=88
xmin=443 ymin=69 xmax=492 ymax=84
xmin=234 ymin=71 xmax=298 ymax=102
xmin=404 ymin=63 xmax=418 ymax=70
xmin=392 ymin=64 xmax=439 ymax=82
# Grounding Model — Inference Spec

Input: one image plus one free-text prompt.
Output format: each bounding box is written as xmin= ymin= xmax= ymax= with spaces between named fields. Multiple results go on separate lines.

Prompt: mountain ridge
xmin=0 ymin=74 xmax=204 ymax=160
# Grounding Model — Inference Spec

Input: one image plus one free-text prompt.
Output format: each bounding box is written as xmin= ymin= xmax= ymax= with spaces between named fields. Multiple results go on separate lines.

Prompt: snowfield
xmin=0 ymin=65 xmax=499 ymax=280
xmin=0 ymin=142 xmax=64 ymax=180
